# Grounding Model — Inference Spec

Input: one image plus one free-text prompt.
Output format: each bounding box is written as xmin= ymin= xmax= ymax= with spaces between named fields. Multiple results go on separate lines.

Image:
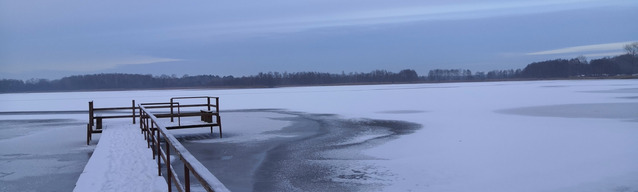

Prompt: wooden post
xmin=89 ymin=101 xmax=94 ymax=127
xmin=149 ymin=116 xmax=155 ymax=158
xmin=166 ymin=140 xmax=172 ymax=192
xmin=139 ymin=107 xmax=143 ymax=130
xmin=132 ymin=100 xmax=136 ymax=124
xmin=185 ymin=165 xmax=190 ymax=192
xmin=96 ymin=118 xmax=102 ymax=129
xmin=150 ymin=128 xmax=155 ymax=158
xmin=87 ymin=123 xmax=91 ymax=145
xmin=156 ymin=123 xmax=161 ymax=176
xmin=218 ymin=115 xmax=222 ymax=138
xmin=170 ymin=98 xmax=174 ymax=122
xmin=145 ymin=119 xmax=149 ymax=148
xmin=207 ymin=97 xmax=211 ymax=111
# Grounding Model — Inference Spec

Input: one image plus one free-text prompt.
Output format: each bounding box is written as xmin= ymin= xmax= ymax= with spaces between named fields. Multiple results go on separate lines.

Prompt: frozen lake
xmin=1 ymin=79 xmax=637 ymax=191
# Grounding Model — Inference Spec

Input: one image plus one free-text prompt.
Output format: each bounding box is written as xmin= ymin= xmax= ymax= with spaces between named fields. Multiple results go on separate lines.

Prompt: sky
xmin=1 ymin=0 xmax=637 ymax=80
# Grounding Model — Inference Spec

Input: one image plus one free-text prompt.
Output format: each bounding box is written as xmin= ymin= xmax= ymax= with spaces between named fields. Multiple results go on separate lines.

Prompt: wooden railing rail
xmin=87 ymin=99 xmax=220 ymax=145
xmin=170 ymin=96 xmax=219 ymax=122
xmin=139 ymin=104 xmax=229 ymax=192
xmin=88 ymin=100 xmax=137 ymax=128
xmin=87 ymin=100 xmax=137 ymax=145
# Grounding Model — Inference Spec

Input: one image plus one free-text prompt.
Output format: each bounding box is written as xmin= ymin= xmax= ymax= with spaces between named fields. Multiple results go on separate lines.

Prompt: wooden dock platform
xmin=81 ymin=96 xmax=229 ymax=192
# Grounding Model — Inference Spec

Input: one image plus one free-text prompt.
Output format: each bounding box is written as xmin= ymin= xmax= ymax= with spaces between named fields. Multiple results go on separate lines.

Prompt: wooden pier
xmin=86 ymin=96 xmax=228 ymax=192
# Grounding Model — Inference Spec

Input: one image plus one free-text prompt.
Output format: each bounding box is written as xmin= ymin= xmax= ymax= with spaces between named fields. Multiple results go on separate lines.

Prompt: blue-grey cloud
xmin=1 ymin=0 xmax=637 ymax=79
xmin=527 ymin=41 xmax=635 ymax=56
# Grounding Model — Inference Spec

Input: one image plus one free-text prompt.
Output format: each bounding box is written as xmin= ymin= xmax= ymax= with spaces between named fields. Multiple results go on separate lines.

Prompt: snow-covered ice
xmin=0 ymin=113 xmax=90 ymax=191
xmin=1 ymin=79 xmax=637 ymax=191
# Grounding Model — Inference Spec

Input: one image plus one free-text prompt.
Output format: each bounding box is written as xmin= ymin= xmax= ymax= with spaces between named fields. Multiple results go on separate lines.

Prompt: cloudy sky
xmin=1 ymin=0 xmax=637 ymax=80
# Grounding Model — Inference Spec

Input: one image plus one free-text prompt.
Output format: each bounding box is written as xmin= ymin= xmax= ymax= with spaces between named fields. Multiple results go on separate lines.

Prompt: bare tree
xmin=625 ymin=42 xmax=638 ymax=57
xmin=577 ymin=55 xmax=588 ymax=64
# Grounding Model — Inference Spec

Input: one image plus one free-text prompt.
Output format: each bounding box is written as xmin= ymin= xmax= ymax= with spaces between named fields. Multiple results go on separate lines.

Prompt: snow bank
xmin=73 ymin=120 xmax=167 ymax=192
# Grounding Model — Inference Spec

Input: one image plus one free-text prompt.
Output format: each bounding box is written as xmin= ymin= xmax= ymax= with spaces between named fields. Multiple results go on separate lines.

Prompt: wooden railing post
xmin=207 ymin=97 xmax=211 ymax=111
xmin=166 ymin=140 xmax=172 ymax=192
xmin=139 ymin=103 xmax=229 ymax=192
xmin=88 ymin=101 xmax=94 ymax=127
xmin=145 ymin=120 xmax=150 ymax=148
xmin=151 ymin=121 xmax=156 ymax=160
xmin=218 ymin=115 xmax=223 ymax=138
xmin=86 ymin=123 xmax=91 ymax=145
xmin=139 ymin=107 xmax=143 ymax=130
xmin=215 ymin=97 xmax=219 ymax=113
xmin=132 ymin=100 xmax=136 ymax=124
xmin=170 ymin=98 xmax=174 ymax=122
xmin=185 ymin=165 xmax=190 ymax=192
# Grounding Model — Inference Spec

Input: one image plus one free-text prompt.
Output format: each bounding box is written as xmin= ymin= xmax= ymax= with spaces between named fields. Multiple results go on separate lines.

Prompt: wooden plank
xmin=93 ymin=107 xmax=138 ymax=111
xmin=172 ymin=96 xmax=219 ymax=99
xmin=140 ymin=102 xmax=175 ymax=105
xmin=143 ymin=105 xmax=174 ymax=109
xmin=166 ymin=123 xmax=219 ymax=129
xmin=154 ymin=112 xmax=219 ymax=118
xmin=142 ymin=104 xmax=216 ymax=109
xmin=177 ymin=104 xmax=216 ymax=108
xmin=96 ymin=115 xmax=139 ymax=119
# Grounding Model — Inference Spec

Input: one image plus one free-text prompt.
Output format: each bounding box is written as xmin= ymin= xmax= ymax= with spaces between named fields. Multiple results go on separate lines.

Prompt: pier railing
xmin=86 ymin=100 xmax=138 ymax=145
xmin=87 ymin=97 xmax=221 ymax=145
xmin=139 ymin=104 xmax=229 ymax=192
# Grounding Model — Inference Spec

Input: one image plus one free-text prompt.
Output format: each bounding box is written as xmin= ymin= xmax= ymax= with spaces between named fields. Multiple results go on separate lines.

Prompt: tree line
xmin=426 ymin=54 xmax=637 ymax=81
xmin=0 ymin=69 xmax=420 ymax=92
xmin=1 ymin=43 xmax=637 ymax=93
xmin=425 ymin=43 xmax=638 ymax=81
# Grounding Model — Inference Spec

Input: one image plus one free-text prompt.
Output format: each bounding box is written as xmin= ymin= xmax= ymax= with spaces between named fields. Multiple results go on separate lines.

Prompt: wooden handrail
xmin=170 ymin=97 xmax=219 ymax=122
xmin=140 ymin=105 xmax=229 ymax=192
xmin=93 ymin=107 xmax=139 ymax=111
xmin=88 ymin=99 xmax=221 ymax=145
xmin=171 ymin=96 xmax=219 ymax=100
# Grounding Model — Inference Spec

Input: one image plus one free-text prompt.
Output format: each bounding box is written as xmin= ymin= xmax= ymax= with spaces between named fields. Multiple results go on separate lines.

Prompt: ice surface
xmin=0 ymin=114 xmax=92 ymax=191
xmin=2 ymin=79 xmax=637 ymax=191
xmin=169 ymin=111 xmax=296 ymax=144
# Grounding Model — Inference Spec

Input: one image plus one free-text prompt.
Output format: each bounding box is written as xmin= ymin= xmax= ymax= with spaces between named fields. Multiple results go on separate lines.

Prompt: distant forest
xmin=1 ymin=49 xmax=637 ymax=93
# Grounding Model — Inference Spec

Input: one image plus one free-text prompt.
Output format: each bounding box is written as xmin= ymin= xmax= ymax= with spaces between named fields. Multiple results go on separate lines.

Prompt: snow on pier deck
xmin=73 ymin=121 xmax=167 ymax=192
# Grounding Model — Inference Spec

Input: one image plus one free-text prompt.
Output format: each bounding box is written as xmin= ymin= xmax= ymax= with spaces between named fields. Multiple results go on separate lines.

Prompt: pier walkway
xmin=74 ymin=121 xmax=167 ymax=192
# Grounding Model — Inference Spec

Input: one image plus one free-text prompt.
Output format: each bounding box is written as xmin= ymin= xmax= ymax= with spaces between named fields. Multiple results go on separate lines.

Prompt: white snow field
xmin=1 ymin=79 xmax=637 ymax=191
